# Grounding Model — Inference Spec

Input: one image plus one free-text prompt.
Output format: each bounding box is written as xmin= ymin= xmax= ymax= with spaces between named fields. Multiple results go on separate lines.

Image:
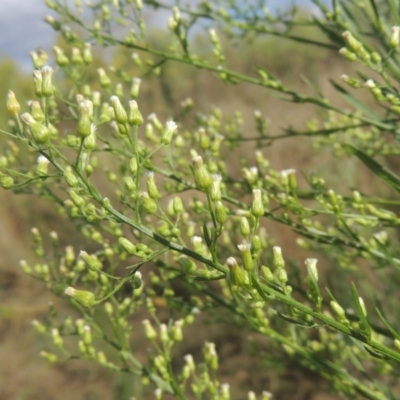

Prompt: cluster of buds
xmin=340 ymin=31 xmax=367 ymax=62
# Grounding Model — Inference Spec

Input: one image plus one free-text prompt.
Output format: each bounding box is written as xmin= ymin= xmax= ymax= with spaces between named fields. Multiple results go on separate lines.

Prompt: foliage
xmin=3 ymin=0 xmax=400 ymax=398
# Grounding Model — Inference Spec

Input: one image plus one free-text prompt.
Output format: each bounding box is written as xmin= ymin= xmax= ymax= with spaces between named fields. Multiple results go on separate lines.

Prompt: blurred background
xmin=0 ymin=1 xmax=361 ymax=399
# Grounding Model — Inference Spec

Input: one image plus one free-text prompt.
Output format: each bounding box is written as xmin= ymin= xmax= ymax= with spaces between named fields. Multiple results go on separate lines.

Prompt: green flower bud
xmin=339 ymin=47 xmax=357 ymax=61
xmin=64 ymin=167 xmax=79 ymax=187
xmin=191 ymin=236 xmax=204 ymax=255
xmin=37 ymin=155 xmax=49 ymax=175
xmin=80 ymin=250 xmax=102 ymax=271
xmin=118 ymin=237 xmax=136 ymax=254
xmin=6 ymin=90 xmax=20 ymax=116
xmin=69 ymin=188 xmax=85 ymax=208
xmin=261 ymin=266 xmax=274 ymax=282
xmin=358 ymin=296 xmax=367 ymax=317
xmin=142 ymin=319 xmax=157 ymax=340
xmin=124 ymin=176 xmax=136 ymax=192
xmin=252 ymin=235 xmax=261 ymax=253
xmin=53 ymin=46 xmax=69 ymax=66
xmin=275 ymin=268 xmax=287 ymax=285
xmin=131 ymin=271 xmax=142 ymax=289
xmin=178 ymin=255 xmax=196 ymax=273
xmin=251 ymin=189 xmax=264 ymax=218
xmin=129 ymin=156 xmax=138 ymax=175
xmin=20 ymin=112 xmax=50 ymax=143
xmin=32 ymin=70 xmax=43 ymax=97
xmin=342 ymin=31 xmax=362 ymax=52
xmin=390 ymin=26 xmax=400 ymax=49
xmin=82 ymin=43 xmax=93 ymax=64
xmin=64 ymin=286 xmax=95 ymax=307
xmin=128 ymin=100 xmax=144 ymax=126
xmin=330 ymin=301 xmax=346 ymax=321
xmin=192 ymin=155 xmax=212 ymax=191
xmin=240 ymin=216 xmax=250 ymax=237
xmin=51 ymin=328 xmax=64 ymax=348
xmin=226 ymin=257 xmax=246 ymax=286
xmin=40 ymin=351 xmax=58 ymax=363
xmin=305 ymin=258 xmax=318 ymax=281
xmin=130 ymin=77 xmax=141 ymax=98
xmin=71 ymin=47 xmax=83 ymax=64
xmin=171 ymin=320 xmax=183 ymax=342
xmin=82 ymin=325 xmax=92 ymax=345
xmin=110 ymin=95 xmax=128 ymax=124
xmin=210 ymin=174 xmax=222 ymax=201
xmin=215 ymin=201 xmax=227 ymax=225
xmin=20 ymin=260 xmax=32 ymax=275
xmin=41 ymin=66 xmax=54 ymax=97
xmin=141 ymin=192 xmax=158 ymax=214
xmin=29 ymin=100 xmax=45 ymax=123
xmin=78 ymin=100 xmax=92 ymax=137
xmin=146 ymin=172 xmax=161 ymax=199
xmin=272 ymin=246 xmax=285 ymax=269
xmin=97 ymin=68 xmax=111 ymax=88
xmin=83 ymin=124 xmax=97 ymax=150
xmin=99 ymin=102 xmax=113 ymax=124
xmin=0 ymin=174 xmax=14 ymax=189
xmin=173 ymin=196 xmax=183 ymax=214
xmin=31 ymin=319 xmax=46 ymax=332
xmin=341 ymin=74 xmax=361 ymax=88
xmin=238 ymin=242 xmax=253 ymax=272
xmin=147 ymin=113 xmax=163 ymax=132
xmin=161 ymin=120 xmax=177 ymax=145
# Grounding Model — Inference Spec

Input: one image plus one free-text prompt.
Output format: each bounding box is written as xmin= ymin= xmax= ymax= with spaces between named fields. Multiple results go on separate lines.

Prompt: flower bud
xmin=141 ymin=192 xmax=158 ymax=214
xmin=37 ymin=155 xmax=49 ymax=175
xmin=192 ymin=156 xmax=212 ymax=190
xmin=215 ymin=201 xmax=227 ymax=225
xmin=41 ymin=66 xmax=54 ymax=97
xmin=53 ymin=46 xmax=69 ymax=66
xmin=162 ymin=120 xmax=177 ymax=145
xmin=64 ymin=167 xmax=79 ymax=187
xmin=83 ymin=124 xmax=97 ymax=150
xmin=97 ymin=68 xmax=111 ymax=88
xmin=330 ymin=301 xmax=347 ymax=321
xmin=80 ymin=250 xmax=102 ymax=271
xmin=128 ymin=100 xmax=144 ymax=126
xmin=20 ymin=112 xmax=50 ymax=144
xmin=64 ymin=286 xmax=95 ymax=307
xmin=147 ymin=113 xmax=163 ymax=132
xmin=251 ymin=188 xmax=264 ymax=218
xmin=238 ymin=242 xmax=253 ymax=272
xmin=342 ymin=31 xmax=362 ymax=52
xmin=272 ymin=246 xmax=285 ymax=269
xmin=210 ymin=174 xmax=222 ymax=201
xmin=339 ymin=47 xmax=357 ymax=61
xmin=118 ymin=237 xmax=136 ymax=254
xmin=130 ymin=77 xmax=141 ymax=98
xmin=110 ymin=95 xmax=128 ymax=125
xmin=390 ymin=26 xmax=400 ymax=49
xmin=240 ymin=216 xmax=250 ymax=237
xmin=142 ymin=319 xmax=157 ymax=340
xmin=173 ymin=196 xmax=183 ymax=214
xmin=341 ymin=74 xmax=361 ymax=88
xmin=78 ymin=100 xmax=92 ymax=137
xmin=146 ymin=172 xmax=160 ymax=199
xmin=305 ymin=258 xmax=318 ymax=281
xmin=82 ymin=43 xmax=93 ymax=64
xmin=29 ymin=100 xmax=45 ymax=123
xmin=226 ymin=257 xmax=246 ymax=286
xmin=275 ymin=268 xmax=287 ymax=285
xmin=6 ymin=90 xmax=20 ymax=116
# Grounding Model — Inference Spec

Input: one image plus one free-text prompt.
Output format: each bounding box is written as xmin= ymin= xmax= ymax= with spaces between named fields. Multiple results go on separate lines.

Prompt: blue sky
xmin=0 ymin=0 xmax=313 ymax=70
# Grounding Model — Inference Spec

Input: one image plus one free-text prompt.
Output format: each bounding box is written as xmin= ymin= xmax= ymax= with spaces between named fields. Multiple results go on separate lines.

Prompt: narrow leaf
xmin=345 ymin=144 xmax=400 ymax=194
